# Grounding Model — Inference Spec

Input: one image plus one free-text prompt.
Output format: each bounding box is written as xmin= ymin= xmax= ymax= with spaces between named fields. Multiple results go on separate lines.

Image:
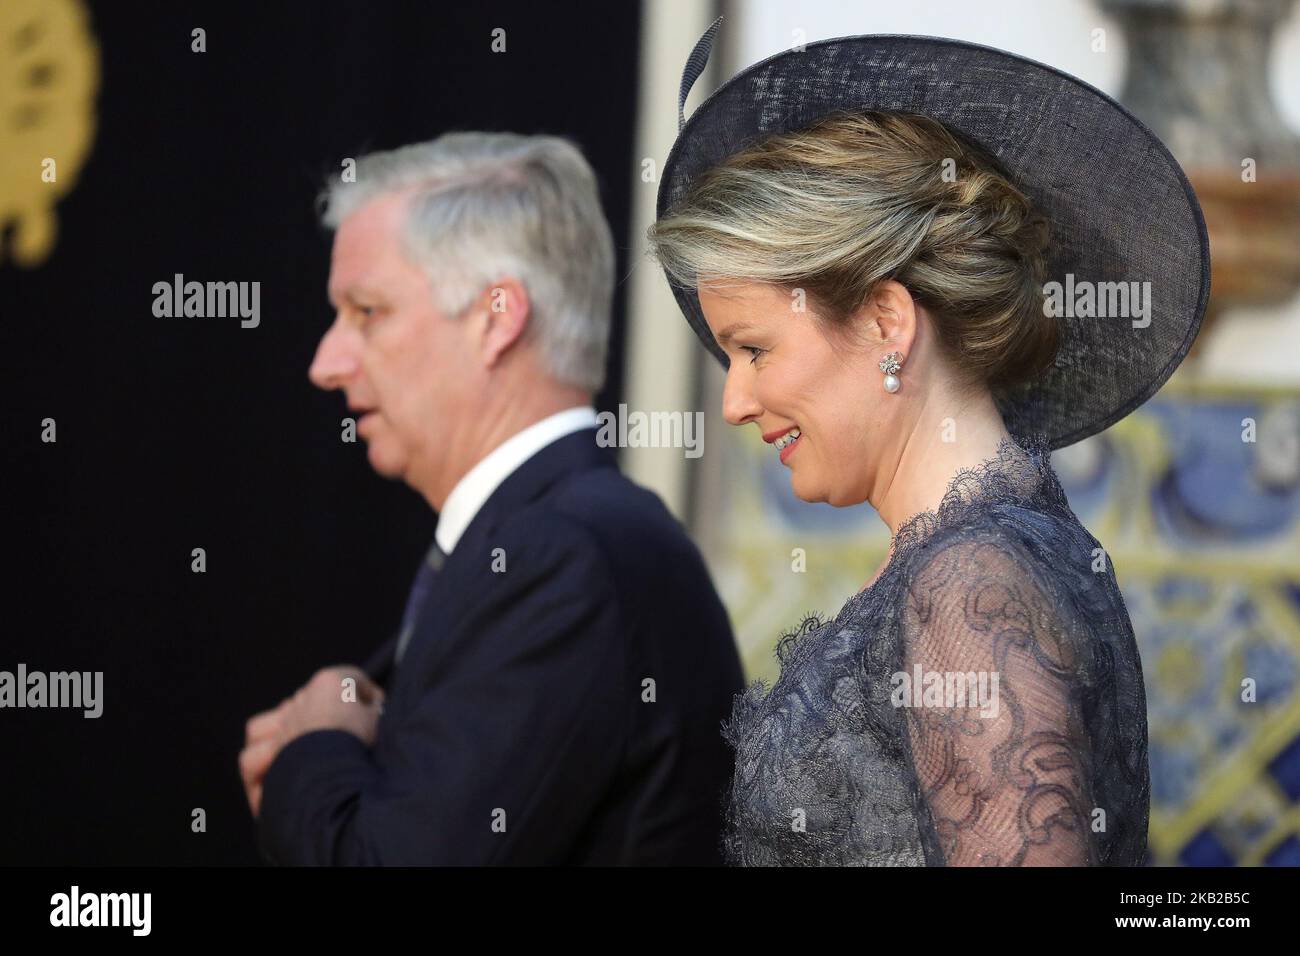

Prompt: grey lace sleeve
xmin=898 ymin=532 xmax=1098 ymax=865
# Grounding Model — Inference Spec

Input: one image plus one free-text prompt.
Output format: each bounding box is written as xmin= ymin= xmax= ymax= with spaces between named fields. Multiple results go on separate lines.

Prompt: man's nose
xmin=721 ymin=364 xmax=763 ymax=427
xmin=308 ymin=317 xmax=359 ymax=391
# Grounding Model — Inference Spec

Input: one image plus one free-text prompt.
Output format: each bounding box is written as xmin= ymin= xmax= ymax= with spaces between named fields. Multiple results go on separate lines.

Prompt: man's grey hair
xmin=319 ymin=132 xmax=615 ymax=393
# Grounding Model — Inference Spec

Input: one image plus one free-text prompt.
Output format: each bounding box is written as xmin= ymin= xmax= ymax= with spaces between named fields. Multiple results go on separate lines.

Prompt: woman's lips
xmin=779 ymin=433 xmax=802 ymax=463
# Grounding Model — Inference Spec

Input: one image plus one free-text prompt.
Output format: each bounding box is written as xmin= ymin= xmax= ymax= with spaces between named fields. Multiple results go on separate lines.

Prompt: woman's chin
xmin=791 ymin=474 xmax=865 ymax=508
xmin=789 ymin=474 xmax=828 ymax=505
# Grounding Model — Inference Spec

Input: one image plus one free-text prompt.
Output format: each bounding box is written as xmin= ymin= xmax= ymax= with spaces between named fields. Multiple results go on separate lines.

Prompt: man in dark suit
xmin=238 ymin=132 xmax=743 ymax=864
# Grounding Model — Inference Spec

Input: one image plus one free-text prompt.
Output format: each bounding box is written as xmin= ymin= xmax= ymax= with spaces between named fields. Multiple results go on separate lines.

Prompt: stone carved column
xmin=1098 ymin=0 xmax=1300 ymax=342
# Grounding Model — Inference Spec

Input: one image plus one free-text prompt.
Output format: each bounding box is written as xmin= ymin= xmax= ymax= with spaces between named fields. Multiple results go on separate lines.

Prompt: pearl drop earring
xmin=878 ymin=351 xmax=904 ymax=393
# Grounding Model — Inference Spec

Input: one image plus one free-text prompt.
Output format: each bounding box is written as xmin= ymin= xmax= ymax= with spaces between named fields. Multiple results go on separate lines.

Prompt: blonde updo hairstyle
xmin=648 ymin=109 xmax=1060 ymax=399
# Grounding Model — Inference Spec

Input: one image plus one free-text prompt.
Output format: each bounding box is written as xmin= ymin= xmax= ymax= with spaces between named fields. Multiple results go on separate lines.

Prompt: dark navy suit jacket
xmin=258 ymin=427 xmax=744 ymax=864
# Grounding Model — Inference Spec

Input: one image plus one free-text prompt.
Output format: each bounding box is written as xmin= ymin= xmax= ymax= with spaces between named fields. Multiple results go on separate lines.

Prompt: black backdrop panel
xmin=1 ymin=0 xmax=642 ymax=865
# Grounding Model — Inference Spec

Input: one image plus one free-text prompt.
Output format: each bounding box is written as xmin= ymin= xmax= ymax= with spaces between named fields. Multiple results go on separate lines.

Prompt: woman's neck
xmin=872 ymin=390 xmax=1012 ymax=538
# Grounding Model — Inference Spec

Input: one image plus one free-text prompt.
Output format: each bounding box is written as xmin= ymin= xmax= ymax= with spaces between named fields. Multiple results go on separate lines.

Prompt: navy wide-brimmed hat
xmin=656 ymin=17 xmax=1210 ymax=450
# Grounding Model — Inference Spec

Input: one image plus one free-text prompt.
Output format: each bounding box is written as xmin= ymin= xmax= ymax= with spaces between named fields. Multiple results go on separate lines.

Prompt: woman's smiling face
xmin=698 ymin=280 xmax=903 ymax=507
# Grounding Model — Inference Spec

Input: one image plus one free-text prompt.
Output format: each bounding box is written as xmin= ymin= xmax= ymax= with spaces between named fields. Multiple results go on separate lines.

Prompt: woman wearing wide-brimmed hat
xmin=648 ymin=18 xmax=1209 ymax=866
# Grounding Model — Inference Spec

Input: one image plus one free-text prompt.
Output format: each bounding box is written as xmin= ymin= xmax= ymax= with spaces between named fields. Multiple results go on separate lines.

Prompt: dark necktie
xmin=394 ymin=539 xmax=448 ymax=665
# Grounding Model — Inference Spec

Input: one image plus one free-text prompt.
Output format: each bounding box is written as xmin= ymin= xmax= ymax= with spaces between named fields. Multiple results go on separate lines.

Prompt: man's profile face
xmin=310 ymin=191 xmax=476 ymax=491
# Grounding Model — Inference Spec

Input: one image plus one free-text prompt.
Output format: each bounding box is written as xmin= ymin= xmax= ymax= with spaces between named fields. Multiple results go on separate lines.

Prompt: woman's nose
xmin=721 ymin=365 xmax=763 ymax=426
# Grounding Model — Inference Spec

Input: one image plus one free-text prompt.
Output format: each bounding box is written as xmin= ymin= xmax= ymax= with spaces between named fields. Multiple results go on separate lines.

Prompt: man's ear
xmin=476 ymin=277 xmax=532 ymax=368
xmin=864 ymin=279 xmax=918 ymax=356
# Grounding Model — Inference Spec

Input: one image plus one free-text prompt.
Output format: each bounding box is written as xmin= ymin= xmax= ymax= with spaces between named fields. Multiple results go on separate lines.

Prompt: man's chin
xmin=365 ymin=442 xmax=408 ymax=479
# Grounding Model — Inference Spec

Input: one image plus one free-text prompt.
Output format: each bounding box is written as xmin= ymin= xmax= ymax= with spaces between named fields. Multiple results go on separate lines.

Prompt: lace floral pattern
xmin=720 ymin=432 xmax=1150 ymax=866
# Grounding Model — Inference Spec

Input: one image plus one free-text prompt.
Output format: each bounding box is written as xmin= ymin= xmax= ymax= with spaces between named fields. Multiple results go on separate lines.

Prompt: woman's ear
xmin=863 ymin=279 xmax=918 ymax=356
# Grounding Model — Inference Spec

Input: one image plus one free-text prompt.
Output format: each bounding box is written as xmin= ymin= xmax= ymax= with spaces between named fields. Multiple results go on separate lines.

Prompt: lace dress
xmin=721 ymin=432 xmax=1150 ymax=866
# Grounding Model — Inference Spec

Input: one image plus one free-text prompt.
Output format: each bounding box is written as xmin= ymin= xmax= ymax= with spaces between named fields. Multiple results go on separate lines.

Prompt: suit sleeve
xmin=257 ymin=511 xmax=627 ymax=865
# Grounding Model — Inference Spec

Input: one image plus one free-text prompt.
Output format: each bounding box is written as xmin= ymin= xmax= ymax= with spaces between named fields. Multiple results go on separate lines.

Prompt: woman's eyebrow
xmin=715 ymin=322 xmax=754 ymax=346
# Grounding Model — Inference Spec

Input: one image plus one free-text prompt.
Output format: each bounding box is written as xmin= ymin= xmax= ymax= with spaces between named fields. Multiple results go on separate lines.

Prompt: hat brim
xmin=656 ymin=34 xmax=1211 ymax=450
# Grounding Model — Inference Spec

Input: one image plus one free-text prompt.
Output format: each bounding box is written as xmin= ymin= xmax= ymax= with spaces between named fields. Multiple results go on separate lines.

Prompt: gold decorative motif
xmin=0 ymin=0 xmax=99 ymax=267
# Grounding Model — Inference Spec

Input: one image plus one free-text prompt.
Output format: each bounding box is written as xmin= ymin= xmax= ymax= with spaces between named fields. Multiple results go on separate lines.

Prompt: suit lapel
xmin=386 ymin=427 xmax=615 ymax=701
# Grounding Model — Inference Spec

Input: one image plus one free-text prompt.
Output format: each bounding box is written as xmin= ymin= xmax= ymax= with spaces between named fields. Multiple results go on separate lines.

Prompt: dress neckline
xmin=892 ymin=431 xmax=1054 ymax=547
xmin=842 ymin=430 xmax=1058 ymax=612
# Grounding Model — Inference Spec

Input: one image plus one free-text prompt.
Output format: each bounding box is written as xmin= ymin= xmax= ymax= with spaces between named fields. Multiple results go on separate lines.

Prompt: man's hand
xmin=240 ymin=666 xmax=385 ymax=817
xmin=239 ymin=698 xmax=289 ymax=818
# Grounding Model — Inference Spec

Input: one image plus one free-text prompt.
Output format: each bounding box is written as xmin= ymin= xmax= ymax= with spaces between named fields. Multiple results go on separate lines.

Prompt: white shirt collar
xmin=435 ymin=406 xmax=599 ymax=554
